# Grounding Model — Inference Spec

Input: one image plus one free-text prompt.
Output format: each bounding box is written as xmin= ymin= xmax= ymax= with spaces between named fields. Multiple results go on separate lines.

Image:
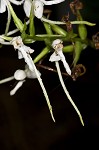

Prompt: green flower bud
xmin=34 ymin=47 xmax=50 ymax=63
xmin=50 ymin=24 xmax=67 ymax=36
xmin=43 ymin=22 xmax=53 ymax=35
xmin=63 ymin=45 xmax=74 ymax=53
xmin=73 ymin=41 xmax=83 ymax=66
xmin=29 ymin=4 xmax=35 ymax=36
xmin=78 ymin=24 xmax=87 ymax=40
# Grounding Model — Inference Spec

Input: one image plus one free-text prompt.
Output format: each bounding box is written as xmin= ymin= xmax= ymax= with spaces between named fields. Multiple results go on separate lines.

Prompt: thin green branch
xmin=41 ymin=17 xmax=95 ymax=26
xmin=5 ymin=5 xmax=11 ymax=35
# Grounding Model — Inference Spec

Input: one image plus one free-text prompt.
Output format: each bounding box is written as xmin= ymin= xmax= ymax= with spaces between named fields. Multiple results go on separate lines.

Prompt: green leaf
xmin=7 ymin=1 xmax=24 ymax=32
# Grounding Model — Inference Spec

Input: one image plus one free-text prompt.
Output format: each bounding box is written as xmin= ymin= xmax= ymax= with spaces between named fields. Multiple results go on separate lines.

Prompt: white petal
xmin=62 ymin=59 xmax=71 ymax=75
xmin=52 ymin=39 xmax=63 ymax=49
xmin=23 ymin=0 xmax=32 ymax=17
xmin=9 ymin=0 xmax=24 ymax=5
xmin=18 ymin=51 xmax=23 ymax=59
xmin=0 ymin=38 xmax=4 ymax=43
xmin=19 ymin=48 xmax=34 ymax=72
xmin=11 ymin=36 xmax=23 ymax=49
xmin=0 ymin=0 xmax=6 ymax=13
xmin=14 ymin=69 xmax=26 ymax=80
xmin=22 ymin=45 xmax=34 ymax=54
xmin=25 ymin=54 xmax=35 ymax=72
xmin=58 ymin=51 xmax=71 ymax=75
xmin=33 ymin=0 xmax=44 ymax=19
xmin=41 ymin=0 xmax=65 ymax=5
xmin=49 ymin=52 xmax=60 ymax=62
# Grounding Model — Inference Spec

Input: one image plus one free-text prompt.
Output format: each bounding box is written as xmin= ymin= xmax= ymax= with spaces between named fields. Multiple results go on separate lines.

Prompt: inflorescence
xmin=0 ymin=0 xmax=98 ymax=125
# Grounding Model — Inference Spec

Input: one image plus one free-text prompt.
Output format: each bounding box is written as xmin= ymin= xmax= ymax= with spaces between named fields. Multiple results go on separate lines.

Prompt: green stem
xmin=0 ymin=35 xmax=12 ymax=41
xmin=41 ymin=17 xmax=95 ymax=26
xmin=43 ymin=22 xmax=53 ymax=35
xmin=73 ymin=41 xmax=83 ymax=66
xmin=0 ymin=76 xmax=14 ymax=84
xmin=50 ymin=24 xmax=67 ymax=36
xmin=5 ymin=0 xmax=24 ymax=32
xmin=34 ymin=47 xmax=50 ymax=63
xmin=63 ymin=45 xmax=74 ymax=53
xmin=5 ymin=5 xmax=11 ymax=35
xmin=71 ymin=21 xmax=96 ymax=26
xmin=29 ymin=4 xmax=35 ymax=36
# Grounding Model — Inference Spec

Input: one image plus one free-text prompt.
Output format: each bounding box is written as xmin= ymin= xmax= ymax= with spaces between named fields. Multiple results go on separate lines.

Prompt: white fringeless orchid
xmin=49 ymin=39 xmax=71 ymax=75
xmin=11 ymin=36 xmax=35 ymax=72
xmin=10 ymin=36 xmax=55 ymax=122
xmin=49 ymin=39 xmax=84 ymax=126
xmin=0 ymin=0 xmax=24 ymax=13
xmin=10 ymin=65 xmax=41 ymax=95
xmin=23 ymin=0 xmax=65 ymax=19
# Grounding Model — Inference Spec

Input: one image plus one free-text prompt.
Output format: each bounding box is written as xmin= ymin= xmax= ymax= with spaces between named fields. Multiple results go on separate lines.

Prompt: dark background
xmin=0 ymin=0 xmax=99 ymax=150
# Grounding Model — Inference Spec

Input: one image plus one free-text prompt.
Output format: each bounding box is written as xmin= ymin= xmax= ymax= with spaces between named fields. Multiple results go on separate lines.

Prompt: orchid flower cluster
xmin=0 ymin=0 xmax=97 ymax=125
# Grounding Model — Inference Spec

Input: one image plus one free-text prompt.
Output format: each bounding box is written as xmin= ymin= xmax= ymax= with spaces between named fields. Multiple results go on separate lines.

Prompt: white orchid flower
xmin=10 ymin=67 xmax=41 ymax=95
xmin=0 ymin=69 xmax=26 ymax=95
xmin=49 ymin=39 xmax=71 ymax=75
xmin=11 ymin=36 xmax=35 ymax=72
xmin=10 ymin=36 xmax=55 ymax=122
xmin=0 ymin=0 xmax=24 ymax=13
xmin=0 ymin=67 xmax=41 ymax=95
xmin=23 ymin=0 xmax=65 ymax=19
xmin=49 ymin=39 xmax=84 ymax=126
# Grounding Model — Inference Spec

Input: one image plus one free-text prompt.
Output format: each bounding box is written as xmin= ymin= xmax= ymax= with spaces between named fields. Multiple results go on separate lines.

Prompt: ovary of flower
xmin=11 ymin=36 xmax=34 ymax=72
xmin=0 ymin=0 xmax=24 ymax=13
xmin=49 ymin=39 xmax=71 ymax=75
xmin=23 ymin=0 xmax=65 ymax=19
